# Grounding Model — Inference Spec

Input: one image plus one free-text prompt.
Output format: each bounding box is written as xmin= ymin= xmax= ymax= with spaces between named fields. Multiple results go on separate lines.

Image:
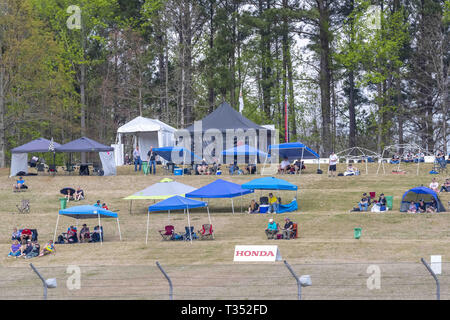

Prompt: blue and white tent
xmin=400 ymin=187 xmax=446 ymax=212
xmin=153 ymin=146 xmax=201 ymax=164
xmin=222 ymin=144 xmax=268 ymax=164
xmin=147 ymin=196 xmax=211 ymax=244
xmin=53 ymin=205 xmax=122 ymax=244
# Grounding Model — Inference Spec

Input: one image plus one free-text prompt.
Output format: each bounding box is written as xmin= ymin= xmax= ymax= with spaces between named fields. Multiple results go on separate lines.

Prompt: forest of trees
xmin=0 ymin=0 xmax=448 ymax=166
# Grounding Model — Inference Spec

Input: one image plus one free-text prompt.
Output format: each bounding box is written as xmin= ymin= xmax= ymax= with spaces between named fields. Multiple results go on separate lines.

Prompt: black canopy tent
xmin=181 ymin=102 xmax=274 ymax=164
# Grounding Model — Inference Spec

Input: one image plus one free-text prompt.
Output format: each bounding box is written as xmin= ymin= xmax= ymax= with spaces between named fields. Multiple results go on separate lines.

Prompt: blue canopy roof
xmin=269 ymin=142 xmax=319 ymax=160
xmin=153 ymin=146 xmax=201 ymax=163
xmin=242 ymin=177 xmax=298 ymax=191
xmin=56 ymin=137 xmax=114 ymax=152
xmin=222 ymin=144 xmax=268 ymax=157
xmin=148 ymin=195 xmax=207 ymax=212
xmin=59 ymin=205 xmax=118 ymax=219
xmin=11 ymin=138 xmax=62 ymax=153
xmin=185 ymin=179 xmax=254 ymax=199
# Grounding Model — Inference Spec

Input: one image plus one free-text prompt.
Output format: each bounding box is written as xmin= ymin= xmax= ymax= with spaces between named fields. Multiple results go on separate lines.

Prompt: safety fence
xmin=0 ymin=259 xmax=448 ymax=300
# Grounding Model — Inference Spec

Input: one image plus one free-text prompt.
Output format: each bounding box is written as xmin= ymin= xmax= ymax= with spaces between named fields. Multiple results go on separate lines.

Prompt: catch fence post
xmin=156 ymin=261 xmax=173 ymax=300
xmin=284 ymin=260 xmax=301 ymax=300
xmin=421 ymin=258 xmax=440 ymax=300
xmin=30 ymin=263 xmax=48 ymax=300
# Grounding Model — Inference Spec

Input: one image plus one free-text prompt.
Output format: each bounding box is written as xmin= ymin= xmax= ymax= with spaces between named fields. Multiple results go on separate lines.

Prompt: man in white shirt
xmin=429 ymin=178 xmax=439 ymax=193
xmin=329 ymin=152 xmax=338 ymax=177
xmin=278 ymin=158 xmax=291 ymax=174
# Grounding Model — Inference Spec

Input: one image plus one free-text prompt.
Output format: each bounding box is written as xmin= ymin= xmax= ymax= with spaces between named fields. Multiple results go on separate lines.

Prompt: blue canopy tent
xmin=185 ymin=179 xmax=254 ymax=214
xmin=400 ymin=187 xmax=446 ymax=212
xmin=56 ymin=137 xmax=116 ymax=176
xmin=153 ymin=146 xmax=201 ymax=164
xmin=222 ymin=144 xmax=268 ymax=166
xmin=147 ymin=196 xmax=210 ymax=244
xmin=266 ymin=142 xmax=320 ymax=175
xmin=10 ymin=138 xmax=62 ymax=176
xmin=53 ymin=205 xmax=122 ymax=245
xmin=242 ymin=177 xmax=299 ymax=213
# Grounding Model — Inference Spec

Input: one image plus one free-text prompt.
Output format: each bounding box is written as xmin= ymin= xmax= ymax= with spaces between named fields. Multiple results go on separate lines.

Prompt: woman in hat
xmin=265 ymin=218 xmax=278 ymax=239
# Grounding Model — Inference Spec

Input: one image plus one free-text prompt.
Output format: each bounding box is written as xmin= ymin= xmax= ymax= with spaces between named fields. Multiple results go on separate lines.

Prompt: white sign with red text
xmin=233 ymin=245 xmax=282 ymax=262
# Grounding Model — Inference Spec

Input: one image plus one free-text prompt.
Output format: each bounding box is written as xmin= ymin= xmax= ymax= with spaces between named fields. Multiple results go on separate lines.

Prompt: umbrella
xmin=60 ymin=188 xmax=76 ymax=196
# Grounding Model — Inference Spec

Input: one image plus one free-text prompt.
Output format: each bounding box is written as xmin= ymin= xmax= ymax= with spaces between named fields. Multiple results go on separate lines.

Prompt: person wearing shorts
xmin=329 ymin=152 xmax=338 ymax=177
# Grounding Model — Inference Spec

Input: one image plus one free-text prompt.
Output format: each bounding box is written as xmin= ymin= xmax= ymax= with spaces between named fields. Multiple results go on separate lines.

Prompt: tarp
xmin=99 ymin=151 xmax=117 ymax=176
xmin=11 ymin=138 xmax=62 ymax=153
xmin=185 ymin=102 xmax=266 ymax=133
xmin=125 ymin=180 xmax=197 ymax=200
xmin=153 ymin=146 xmax=200 ymax=164
xmin=58 ymin=205 xmax=118 ymax=219
xmin=400 ymin=187 xmax=446 ymax=212
xmin=277 ymin=199 xmax=298 ymax=214
xmin=242 ymin=177 xmax=298 ymax=191
xmin=222 ymin=144 xmax=268 ymax=157
xmin=10 ymin=153 xmax=28 ymax=177
xmin=185 ymin=179 xmax=254 ymax=199
xmin=268 ymin=142 xmax=319 ymax=160
xmin=148 ymin=196 xmax=207 ymax=212
xmin=56 ymin=137 xmax=114 ymax=152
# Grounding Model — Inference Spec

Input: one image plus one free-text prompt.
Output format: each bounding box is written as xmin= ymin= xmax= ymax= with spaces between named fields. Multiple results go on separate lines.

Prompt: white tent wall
xmin=138 ymin=132 xmax=159 ymax=157
xmin=111 ymin=144 xmax=124 ymax=166
xmin=99 ymin=151 xmax=117 ymax=176
xmin=10 ymin=153 xmax=28 ymax=177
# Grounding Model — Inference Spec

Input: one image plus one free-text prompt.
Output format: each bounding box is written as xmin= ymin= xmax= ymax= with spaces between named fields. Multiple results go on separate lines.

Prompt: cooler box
xmin=174 ymin=168 xmax=183 ymax=176
xmin=385 ymin=196 xmax=393 ymax=210
xmin=259 ymin=205 xmax=269 ymax=214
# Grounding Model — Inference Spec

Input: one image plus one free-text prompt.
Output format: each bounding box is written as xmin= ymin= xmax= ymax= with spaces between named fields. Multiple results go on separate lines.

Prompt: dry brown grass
xmin=0 ymin=163 xmax=449 ymax=299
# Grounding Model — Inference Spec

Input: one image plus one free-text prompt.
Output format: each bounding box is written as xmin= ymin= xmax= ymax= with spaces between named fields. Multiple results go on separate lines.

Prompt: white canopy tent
xmin=335 ymin=147 xmax=380 ymax=175
xmin=115 ymin=116 xmax=177 ymax=165
xmin=376 ymin=143 xmax=433 ymax=176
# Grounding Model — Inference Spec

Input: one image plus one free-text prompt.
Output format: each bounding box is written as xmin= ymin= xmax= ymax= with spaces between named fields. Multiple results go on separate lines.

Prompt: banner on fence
xmin=233 ymin=245 xmax=282 ymax=262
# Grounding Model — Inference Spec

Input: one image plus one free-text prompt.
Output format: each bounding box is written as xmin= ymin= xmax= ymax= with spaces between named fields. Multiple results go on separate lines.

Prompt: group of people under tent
xmin=247 ymin=193 xmax=282 ymax=214
xmin=277 ymin=158 xmax=306 ymax=175
xmin=55 ymin=223 xmax=103 ymax=244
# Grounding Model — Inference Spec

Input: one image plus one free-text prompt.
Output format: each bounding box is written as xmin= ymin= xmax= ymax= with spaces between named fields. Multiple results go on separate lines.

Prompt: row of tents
xmin=54 ymin=181 xmax=446 ymax=245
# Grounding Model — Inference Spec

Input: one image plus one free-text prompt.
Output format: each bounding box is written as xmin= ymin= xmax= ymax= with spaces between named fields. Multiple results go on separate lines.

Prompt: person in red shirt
xmin=20 ymin=229 xmax=32 ymax=244
xmin=102 ymin=203 xmax=109 ymax=210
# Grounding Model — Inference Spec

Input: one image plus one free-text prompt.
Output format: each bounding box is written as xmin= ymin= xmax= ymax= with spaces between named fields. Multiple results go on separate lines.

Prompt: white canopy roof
xmin=117 ymin=116 xmax=176 ymax=134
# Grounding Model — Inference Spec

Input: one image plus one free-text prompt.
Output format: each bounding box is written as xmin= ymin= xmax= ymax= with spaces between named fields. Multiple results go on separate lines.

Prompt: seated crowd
xmin=247 ymin=193 xmax=281 ymax=214
xmin=8 ymin=227 xmax=55 ymax=259
xmin=350 ymin=193 xmax=388 ymax=212
xmin=278 ymin=158 xmax=305 ymax=174
xmin=56 ymin=224 xmax=103 ymax=244
xmin=264 ymin=218 xmax=296 ymax=240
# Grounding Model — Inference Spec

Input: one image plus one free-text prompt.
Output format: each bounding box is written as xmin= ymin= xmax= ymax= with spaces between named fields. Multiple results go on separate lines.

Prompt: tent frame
xmin=335 ymin=147 xmax=380 ymax=175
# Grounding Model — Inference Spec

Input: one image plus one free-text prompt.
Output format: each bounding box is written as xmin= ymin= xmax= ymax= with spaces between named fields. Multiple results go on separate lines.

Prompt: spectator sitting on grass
xmin=39 ymin=240 xmax=55 ymax=257
xmin=427 ymin=199 xmax=437 ymax=213
xmin=247 ymin=200 xmax=259 ymax=214
xmin=13 ymin=176 xmax=27 ymax=191
xmin=440 ymin=179 xmax=450 ymax=193
xmin=358 ymin=193 xmax=370 ymax=211
xmin=11 ymin=228 xmax=21 ymax=241
xmin=24 ymin=241 xmax=40 ymax=259
xmin=417 ymin=200 xmax=426 ymax=213
xmin=75 ymin=186 xmax=85 ymax=201
xmin=429 ymin=178 xmax=439 ymax=193
xmin=407 ymin=201 xmax=417 ymax=214
xmin=19 ymin=240 xmax=33 ymax=257
xmin=8 ymin=240 xmax=22 ymax=258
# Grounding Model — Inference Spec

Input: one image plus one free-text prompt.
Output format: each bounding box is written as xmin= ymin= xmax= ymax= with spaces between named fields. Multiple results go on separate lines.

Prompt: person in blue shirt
xmin=265 ymin=218 xmax=278 ymax=239
xmin=13 ymin=177 xmax=27 ymax=191
xmin=94 ymin=200 xmax=101 ymax=207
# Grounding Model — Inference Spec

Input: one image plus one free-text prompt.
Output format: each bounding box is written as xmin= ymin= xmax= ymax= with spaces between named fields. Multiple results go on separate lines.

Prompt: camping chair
xmin=16 ymin=200 xmax=30 ymax=214
xmin=198 ymin=224 xmax=214 ymax=240
xmin=158 ymin=225 xmax=175 ymax=241
xmin=369 ymin=192 xmax=376 ymax=200
xmin=64 ymin=163 xmax=75 ymax=175
xmin=48 ymin=164 xmax=57 ymax=175
xmin=182 ymin=226 xmax=197 ymax=241
xmin=290 ymin=223 xmax=298 ymax=239
xmin=37 ymin=163 xmax=45 ymax=174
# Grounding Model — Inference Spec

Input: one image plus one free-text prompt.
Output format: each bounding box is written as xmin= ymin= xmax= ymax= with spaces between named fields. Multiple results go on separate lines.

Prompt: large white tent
xmin=114 ymin=116 xmax=177 ymax=165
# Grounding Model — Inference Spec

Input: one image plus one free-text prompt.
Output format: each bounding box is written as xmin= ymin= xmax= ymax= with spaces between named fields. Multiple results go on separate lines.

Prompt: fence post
xmin=156 ymin=261 xmax=173 ymax=300
xmin=421 ymin=258 xmax=440 ymax=300
xmin=284 ymin=260 xmax=301 ymax=300
xmin=30 ymin=263 xmax=47 ymax=300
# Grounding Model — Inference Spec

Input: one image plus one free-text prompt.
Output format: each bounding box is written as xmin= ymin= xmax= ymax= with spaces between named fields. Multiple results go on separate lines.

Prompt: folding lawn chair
xmin=183 ymin=226 xmax=197 ymax=241
xmin=16 ymin=200 xmax=30 ymax=214
xmin=159 ymin=225 xmax=175 ymax=241
xmin=198 ymin=224 xmax=214 ymax=240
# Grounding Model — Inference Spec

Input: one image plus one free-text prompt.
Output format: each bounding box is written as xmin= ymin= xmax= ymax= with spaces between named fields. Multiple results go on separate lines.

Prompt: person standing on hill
xmin=329 ymin=152 xmax=338 ymax=177
xmin=133 ymin=146 xmax=142 ymax=172
xmin=147 ymin=146 xmax=157 ymax=175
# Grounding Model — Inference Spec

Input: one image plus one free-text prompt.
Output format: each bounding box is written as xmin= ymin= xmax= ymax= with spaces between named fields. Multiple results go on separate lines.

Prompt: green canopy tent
xmin=124 ymin=178 xmax=197 ymax=214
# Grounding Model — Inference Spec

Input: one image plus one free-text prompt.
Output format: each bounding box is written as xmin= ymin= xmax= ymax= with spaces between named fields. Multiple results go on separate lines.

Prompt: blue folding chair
xmin=183 ymin=226 xmax=197 ymax=241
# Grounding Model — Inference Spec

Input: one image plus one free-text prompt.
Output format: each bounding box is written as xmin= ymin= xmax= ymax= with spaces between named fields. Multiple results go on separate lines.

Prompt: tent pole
xmin=146 ymin=211 xmax=150 ymax=245
xmin=117 ymin=218 xmax=122 ymax=241
xmin=98 ymin=213 xmax=103 ymax=246
xmin=231 ymin=198 xmax=235 ymax=215
xmin=129 ymin=200 xmax=132 ymax=215
xmin=299 ymin=148 xmax=305 ymax=176
xmin=53 ymin=214 xmax=60 ymax=243
xmin=365 ymin=156 xmax=368 ymax=175
xmin=206 ymin=206 xmax=214 ymax=239
xmin=187 ymin=207 xmax=192 ymax=244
